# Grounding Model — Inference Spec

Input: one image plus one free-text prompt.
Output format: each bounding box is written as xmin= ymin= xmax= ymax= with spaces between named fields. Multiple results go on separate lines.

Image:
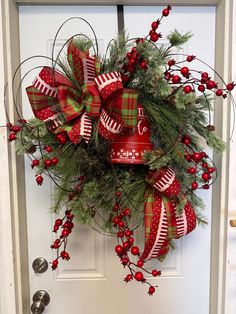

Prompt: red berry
xmin=61 ymin=228 xmax=70 ymax=237
xmin=148 ymin=286 xmax=156 ymax=295
xmin=121 ymin=257 xmax=129 ymax=265
xmin=61 ymin=251 xmax=70 ymax=260
xmin=226 ymin=82 xmax=235 ymax=91
xmin=191 ymin=182 xmax=198 ymax=190
xmin=44 ymin=159 xmax=52 ymax=168
xmin=187 ymin=167 xmax=197 ymax=174
xmin=36 ymin=175 xmax=43 ymax=185
xmin=66 ymin=213 xmax=74 ymax=220
xmin=182 ymin=135 xmax=191 ymax=145
xmin=124 ymin=274 xmax=133 ymax=282
xmin=123 ymin=241 xmax=130 ymax=250
xmin=192 ymin=152 xmax=202 ymax=162
xmin=122 ymin=75 xmax=129 ymax=83
xmin=117 ymin=231 xmax=124 ymax=238
xmin=201 ymin=72 xmax=209 ymax=80
xmin=151 ymin=21 xmax=159 ymax=30
xmin=45 ymin=146 xmax=53 ymax=153
xmin=183 ymin=85 xmax=193 ymax=93
xmin=7 ymin=122 xmax=12 ymax=128
xmin=134 ymin=271 xmax=144 ymax=281
xmin=137 ymin=260 xmax=144 ymax=267
xmin=55 ymin=219 xmax=63 ymax=226
xmin=8 ymin=132 xmax=17 ymax=141
xmin=198 ymin=85 xmax=205 ymax=92
xmin=123 ymin=208 xmax=131 ymax=216
xmin=172 ymin=75 xmax=181 ymax=84
xmin=202 ymin=172 xmax=211 ymax=181
xmin=187 ymin=55 xmax=195 ymax=62
xmin=53 ymin=225 xmax=59 ymax=232
xmin=115 ymin=245 xmax=123 ymax=255
xmin=180 ymin=66 xmax=189 ymax=77
xmin=55 ymin=133 xmax=67 ymax=144
xmin=31 ymin=159 xmax=40 ymax=168
xmin=128 ymin=237 xmax=134 ymax=245
xmin=208 ymin=167 xmax=215 ymax=173
xmin=203 ymin=184 xmax=210 ymax=190
xmin=51 ymin=157 xmax=59 ymax=165
xmin=152 ymin=269 xmax=159 ymax=277
xmin=162 ymin=8 xmax=170 ymax=16
xmin=168 ymin=59 xmax=175 ymax=67
xmin=216 ymin=89 xmax=223 ymax=96
xmin=150 ymin=32 xmax=160 ymax=42
xmin=51 ymin=260 xmax=58 ymax=270
xmin=113 ymin=216 xmax=120 ymax=225
xmin=12 ymin=125 xmax=21 ymax=133
xmin=139 ymin=61 xmax=148 ymax=70
xmin=206 ymin=80 xmax=217 ymax=90
xmin=125 ymin=229 xmax=132 ymax=238
xmin=131 ymin=246 xmax=139 ymax=255
xmin=165 ymin=72 xmax=172 ymax=81
xmin=118 ymin=221 xmax=125 ymax=228
xmin=126 ymin=52 xmax=132 ymax=59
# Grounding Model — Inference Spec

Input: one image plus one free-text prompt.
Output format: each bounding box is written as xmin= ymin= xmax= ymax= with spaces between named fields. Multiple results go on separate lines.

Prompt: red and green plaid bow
xmin=26 ymin=39 xmax=139 ymax=143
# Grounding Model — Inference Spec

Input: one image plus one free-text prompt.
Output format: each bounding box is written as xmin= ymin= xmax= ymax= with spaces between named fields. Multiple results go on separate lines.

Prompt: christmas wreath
xmin=5 ymin=6 xmax=235 ymax=295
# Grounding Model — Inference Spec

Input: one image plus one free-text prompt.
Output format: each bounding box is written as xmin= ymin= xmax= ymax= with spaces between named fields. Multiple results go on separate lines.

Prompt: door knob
xmin=230 ymin=219 xmax=236 ymax=227
xmin=31 ymin=290 xmax=50 ymax=313
xmin=32 ymin=257 xmax=48 ymax=273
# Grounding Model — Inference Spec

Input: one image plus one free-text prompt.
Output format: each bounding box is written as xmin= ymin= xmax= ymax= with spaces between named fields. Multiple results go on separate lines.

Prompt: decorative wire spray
xmin=3 ymin=5 xmax=235 ymax=295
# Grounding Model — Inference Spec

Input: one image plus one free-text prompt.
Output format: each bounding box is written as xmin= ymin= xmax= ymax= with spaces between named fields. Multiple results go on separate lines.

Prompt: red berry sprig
xmin=50 ymin=209 xmax=74 ymax=270
xmin=112 ymin=192 xmax=161 ymax=296
xmin=148 ymin=6 xmax=171 ymax=43
xmin=182 ymin=135 xmax=216 ymax=190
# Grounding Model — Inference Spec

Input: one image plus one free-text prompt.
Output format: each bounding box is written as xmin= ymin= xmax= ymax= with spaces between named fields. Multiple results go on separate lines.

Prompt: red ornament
xmin=134 ymin=271 xmax=144 ymax=281
xmin=109 ymin=104 xmax=153 ymax=164
xmin=183 ymin=85 xmax=193 ymax=93
xmin=172 ymin=75 xmax=181 ymax=84
xmin=36 ymin=175 xmax=43 ymax=185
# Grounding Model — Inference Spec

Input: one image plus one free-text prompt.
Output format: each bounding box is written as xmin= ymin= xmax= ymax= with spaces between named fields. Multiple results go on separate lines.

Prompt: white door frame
xmin=0 ymin=1 xmax=233 ymax=313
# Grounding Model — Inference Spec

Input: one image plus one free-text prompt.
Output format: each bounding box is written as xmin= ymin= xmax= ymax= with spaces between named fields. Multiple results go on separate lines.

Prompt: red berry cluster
xmin=182 ymin=135 xmax=216 ymax=190
xmin=50 ymin=209 xmax=74 ymax=270
xmin=55 ymin=132 xmax=68 ymax=145
xmin=122 ymin=46 xmax=149 ymax=84
xmin=148 ymin=5 xmax=171 ymax=43
xmin=165 ymin=56 xmax=235 ymax=97
xmin=6 ymin=122 xmax=22 ymax=142
xmin=113 ymin=192 xmax=161 ymax=296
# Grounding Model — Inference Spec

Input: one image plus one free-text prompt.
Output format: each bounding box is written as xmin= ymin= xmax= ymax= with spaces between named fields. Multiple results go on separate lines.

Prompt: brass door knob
xmin=230 ymin=219 xmax=236 ymax=227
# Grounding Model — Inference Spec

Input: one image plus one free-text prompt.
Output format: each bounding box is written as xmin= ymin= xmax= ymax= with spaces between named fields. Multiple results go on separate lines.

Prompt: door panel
xmin=19 ymin=5 xmax=215 ymax=314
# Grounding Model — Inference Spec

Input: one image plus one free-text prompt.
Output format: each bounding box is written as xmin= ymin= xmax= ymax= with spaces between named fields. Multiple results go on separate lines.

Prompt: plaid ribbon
xmin=26 ymin=38 xmax=139 ymax=143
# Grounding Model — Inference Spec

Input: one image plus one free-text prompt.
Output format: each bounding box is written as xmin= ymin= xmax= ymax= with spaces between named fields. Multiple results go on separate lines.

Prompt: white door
xmin=19 ymin=5 xmax=215 ymax=314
